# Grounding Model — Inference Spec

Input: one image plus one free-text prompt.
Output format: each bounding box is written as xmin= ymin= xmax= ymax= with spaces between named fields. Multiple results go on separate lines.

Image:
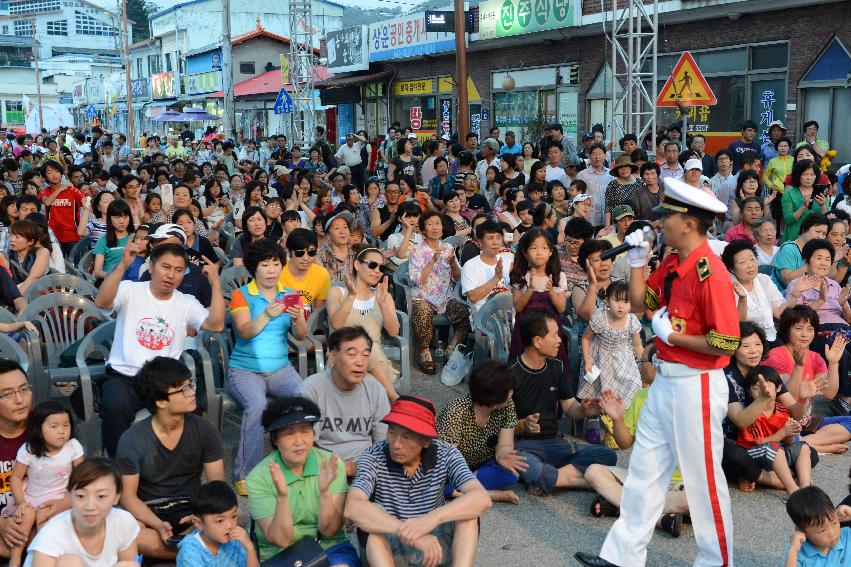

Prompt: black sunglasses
xmin=292 ymin=249 xmax=317 ymax=258
xmin=360 ymin=260 xmax=381 ymax=270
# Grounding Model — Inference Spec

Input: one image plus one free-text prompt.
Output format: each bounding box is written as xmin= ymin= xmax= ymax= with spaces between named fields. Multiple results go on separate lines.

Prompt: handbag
xmin=261 ymin=537 xmax=329 ymax=567
xmin=441 ymin=344 xmax=473 ymax=386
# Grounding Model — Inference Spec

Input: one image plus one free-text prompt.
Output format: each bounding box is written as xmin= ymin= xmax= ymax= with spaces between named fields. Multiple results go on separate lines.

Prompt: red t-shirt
xmin=737 ymin=402 xmax=791 ymax=449
xmin=37 ymin=185 xmax=85 ymax=244
xmin=0 ymin=430 xmax=26 ymax=514
xmin=645 ymin=239 xmax=741 ymax=369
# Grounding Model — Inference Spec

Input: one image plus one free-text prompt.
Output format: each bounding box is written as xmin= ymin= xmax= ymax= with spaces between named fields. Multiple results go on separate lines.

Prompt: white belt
xmin=652 ymin=355 xmax=709 ymax=377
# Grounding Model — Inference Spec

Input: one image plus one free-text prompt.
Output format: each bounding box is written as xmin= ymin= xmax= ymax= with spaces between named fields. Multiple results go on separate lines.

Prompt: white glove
xmin=625 ymin=229 xmax=651 ymax=268
xmin=652 ymin=307 xmax=676 ymax=346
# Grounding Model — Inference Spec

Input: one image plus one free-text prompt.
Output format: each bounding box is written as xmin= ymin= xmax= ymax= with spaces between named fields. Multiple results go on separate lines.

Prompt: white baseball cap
xmin=572 ymin=193 xmax=592 ymax=205
xmin=684 ymin=158 xmax=703 ymax=171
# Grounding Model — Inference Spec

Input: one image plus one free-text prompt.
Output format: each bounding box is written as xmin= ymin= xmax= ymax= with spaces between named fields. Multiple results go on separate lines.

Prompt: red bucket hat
xmin=381 ymin=396 xmax=438 ymax=438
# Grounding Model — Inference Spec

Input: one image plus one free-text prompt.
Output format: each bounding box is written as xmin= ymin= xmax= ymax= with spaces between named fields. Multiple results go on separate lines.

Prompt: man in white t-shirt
xmin=94 ymin=239 xmax=225 ymax=456
xmin=461 ymin=220 xmax=513 ymax=308
xmin=545 ymin=142 xmax=569 ymax=185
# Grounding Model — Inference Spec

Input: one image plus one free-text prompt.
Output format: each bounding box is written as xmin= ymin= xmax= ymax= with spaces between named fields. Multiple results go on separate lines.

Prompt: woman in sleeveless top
xmin=326 ymin=247 xmax=401 ymax=401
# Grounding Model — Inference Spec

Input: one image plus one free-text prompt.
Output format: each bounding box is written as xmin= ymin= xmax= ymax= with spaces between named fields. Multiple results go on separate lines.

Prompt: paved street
xmin=222 ymin=367 xmax=851 ymax=567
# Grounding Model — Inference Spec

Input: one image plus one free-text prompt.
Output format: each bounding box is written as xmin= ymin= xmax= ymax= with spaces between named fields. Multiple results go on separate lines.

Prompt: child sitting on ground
xmin=786 ymin=485 xmax=851 ymax=566
xmin=737 ymin=366 xmax=817 ymax=496
xmin=176 ymin=481 xmax=258 ymax=567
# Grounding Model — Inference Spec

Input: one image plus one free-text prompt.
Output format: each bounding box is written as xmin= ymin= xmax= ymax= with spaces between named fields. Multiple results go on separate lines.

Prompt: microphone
xmin=600 ymin=227 xmax=653 ymax=261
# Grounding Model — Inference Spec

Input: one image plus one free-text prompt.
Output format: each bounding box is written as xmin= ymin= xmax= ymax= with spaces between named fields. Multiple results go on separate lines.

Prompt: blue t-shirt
xmin=177 ymin=529 xmax=247 ymax=567
xmin=228 ymin=280 xmax=294 ymax=373
xmin=728 ymin=140 xmax=762 ymax=173
xmin=787 ymin=525 xmax=851 ymax=567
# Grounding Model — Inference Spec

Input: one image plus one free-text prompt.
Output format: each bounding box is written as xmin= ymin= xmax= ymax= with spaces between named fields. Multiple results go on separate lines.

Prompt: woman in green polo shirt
xmin=246 ymin=396 xmax=361 ymax=567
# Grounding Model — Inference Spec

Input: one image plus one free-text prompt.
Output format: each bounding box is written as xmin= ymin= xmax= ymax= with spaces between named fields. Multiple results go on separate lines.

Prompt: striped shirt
xmin=352 ymin=439 xmax=475 ymax=520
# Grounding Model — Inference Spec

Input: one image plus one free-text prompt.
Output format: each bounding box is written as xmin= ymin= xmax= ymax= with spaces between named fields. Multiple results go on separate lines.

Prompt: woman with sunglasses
xmin=281 ymin=228 xmax=330 ymax=314
xmin=227 ymin=238 xmax=307 ymax=495
xmin=326 ymin=247 xmax=401 ymax=400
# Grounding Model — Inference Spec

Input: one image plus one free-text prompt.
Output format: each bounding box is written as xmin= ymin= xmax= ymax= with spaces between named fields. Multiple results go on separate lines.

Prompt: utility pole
xmin=123 ymin=0 xmax=134 ymax=145
xmin=174 ymin=9 xmax=181 ymax=102
xmin=221 ymin=0 xmax=235 ymax=138
xmin=453 ymin=0 xmax=468 ymax=138
xmin=30 ymin=19 xmax=43 ymax=131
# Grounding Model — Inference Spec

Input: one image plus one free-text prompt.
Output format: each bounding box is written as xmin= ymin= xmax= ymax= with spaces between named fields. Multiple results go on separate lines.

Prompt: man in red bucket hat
xmin=344 ymin=395 xmax=491 ymax=567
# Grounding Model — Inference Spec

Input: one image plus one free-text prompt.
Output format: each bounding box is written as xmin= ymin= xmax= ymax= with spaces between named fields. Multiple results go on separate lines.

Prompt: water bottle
xmin=435 ymin=340 xmax=444 ymax=362
xmin=585 ymin=417 xmax=602 ymax=445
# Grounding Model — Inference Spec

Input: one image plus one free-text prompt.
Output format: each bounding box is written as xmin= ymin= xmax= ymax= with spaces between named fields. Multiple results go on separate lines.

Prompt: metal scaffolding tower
xmin=609 ymin=0 xmax=658 ymax=149
xmin=289 ymin=0 xmax=316 ymax=147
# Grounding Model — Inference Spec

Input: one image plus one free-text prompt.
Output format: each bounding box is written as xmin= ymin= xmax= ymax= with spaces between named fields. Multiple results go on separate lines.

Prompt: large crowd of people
xmin=0 ymin=117 xmax=849 ymax=566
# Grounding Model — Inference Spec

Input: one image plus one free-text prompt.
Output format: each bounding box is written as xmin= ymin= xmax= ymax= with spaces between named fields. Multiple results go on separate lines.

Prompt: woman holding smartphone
xmin=326 ymin=246 xmax=401 ymax=401
xmin=226 ymin=238 xmax=307 ymax=496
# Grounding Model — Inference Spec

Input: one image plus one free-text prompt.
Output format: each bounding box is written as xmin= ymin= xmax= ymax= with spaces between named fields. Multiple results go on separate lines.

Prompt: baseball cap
xmin=146 ymin=223 xmax=186 ymax=244
xmin=767 ymin=120 xmax=787 ymax=132
xmin=323 ymin=210 xmax=356 ymax=233
xmin=581 ymin=133 xmax=594 ymax=142
xmin=264 ymin=397 xmax=321 ymax=433
xmin=381 ymin=395 xmax=438 ymax=438
xmin=572 ymin=193 xmax=592 ymax=205
xmin=684 ymin=158 xmax=703 ymax=171
xmin=407 ymin=133 xmax=418 ymax=139
xmin=612 ymin=204 xmax=635 ymax=220
xmin=274 ymin=165 xmax=292 ymax=176
xmin=482 ymin=138 xmax=500 ymax=151
xmin=440 ymin=133 xmax=451 ymax=141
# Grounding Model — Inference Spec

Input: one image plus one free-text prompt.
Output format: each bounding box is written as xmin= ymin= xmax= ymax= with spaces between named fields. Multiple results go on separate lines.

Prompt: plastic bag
xmin=441 ymin=344 xmax=473 ymax=386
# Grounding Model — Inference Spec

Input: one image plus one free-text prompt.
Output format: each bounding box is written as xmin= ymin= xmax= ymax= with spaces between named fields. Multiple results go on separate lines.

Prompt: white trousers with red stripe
xmin=600 ymin=363 xmax=733 ymax=567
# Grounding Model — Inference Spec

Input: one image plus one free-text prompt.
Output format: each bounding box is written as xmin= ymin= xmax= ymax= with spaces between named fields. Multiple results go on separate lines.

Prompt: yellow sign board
xmin=280 ymin=54 xmax=290 ymax=85
xmin=393 ymin=79 xmax=433 ymax=96
xmin=656 ymin=51 xmax=717 ymax=107
xmin=437 ymin=75 xmax=482 ymax=101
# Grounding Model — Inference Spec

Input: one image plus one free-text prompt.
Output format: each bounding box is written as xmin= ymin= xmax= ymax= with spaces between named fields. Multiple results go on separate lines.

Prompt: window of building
xmin=9 ymin=0 xmax=59 ymax=14
xmin=74 ymin=10 xmax=116 ymax=36
xmin=165 ymin=53 xmax=172 ymax=72
xmin=1 ymin=26 xmax=8 ymax=34
xmin=136 ymin=57 xmax=142 ymax=78
xmin=13 ymin=19 xmax=32 ymax=36
xmin=239 ymin=61 xmax=255 ymax=75
xmin=46 ymin=19 xmax=67 ymax=35
xmin=4 ymin=101 xmax=23 ymax=124
xmin=147 ymin=54 xmax=160 ymax=75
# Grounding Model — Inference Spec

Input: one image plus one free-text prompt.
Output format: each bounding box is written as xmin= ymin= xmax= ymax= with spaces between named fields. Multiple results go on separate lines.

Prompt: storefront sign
xmin=182 ymin=71 xmax=222 ymax=96
xmin=479 ymin=0 xmax=576 ymax=40
xmin=151 ymin=71 xmax=175 ymax=99
xmin=212 ymin=53 xmax=221 ymax=69
xmin=131 ymin=78 xmax=149 ymax=99
xmin=369 ymin=12 xmax=457 ymax=62
xmin=471 ymin=113 xmax=481 ymax=137
xmin=481 ymin=106 xmax=490 ymax=121
xmin=437 ymin=75 xmax=482 ymax=100
xmin=410 ymin=106 xmax=423 ymax=129
xmin=394 ymin=79 xmax=434 ymax=96
xmin=326 ymin=26 xmax=369 ymax=73
xmin=556 ymin=91 xmax=578 ymax=147
xmin=441 ymin=100 xmax=451 ymax=135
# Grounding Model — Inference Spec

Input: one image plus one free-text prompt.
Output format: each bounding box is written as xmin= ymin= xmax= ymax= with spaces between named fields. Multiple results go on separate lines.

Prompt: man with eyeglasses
xmin=0 ymin=360 xmax=55 ymax=560
xmin=280 ymin=228 xmax=331 ymax=314
xmin=116 ymin=356 xmax=225 ymax=560
xmin=96 ymin=239 xmax=225 ymax=458
xmin=370 ymin=181 xmax=403 ymax=242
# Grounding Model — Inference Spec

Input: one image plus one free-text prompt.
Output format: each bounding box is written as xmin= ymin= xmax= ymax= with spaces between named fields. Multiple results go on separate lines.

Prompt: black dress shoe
xmin=574 ymin=552 xmax=619 ymax=567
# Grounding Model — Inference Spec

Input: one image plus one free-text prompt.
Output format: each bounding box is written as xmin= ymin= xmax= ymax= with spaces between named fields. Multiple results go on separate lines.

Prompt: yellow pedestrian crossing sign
xmin=656 ymin=51 xmax=717 ymax=107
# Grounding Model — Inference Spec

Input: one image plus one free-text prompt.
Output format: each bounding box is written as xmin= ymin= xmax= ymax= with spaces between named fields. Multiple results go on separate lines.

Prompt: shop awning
xmin=314 ymin=70 xmax=393 ymax=89
xmin=208 ymin=66 xmax=331 ymax=98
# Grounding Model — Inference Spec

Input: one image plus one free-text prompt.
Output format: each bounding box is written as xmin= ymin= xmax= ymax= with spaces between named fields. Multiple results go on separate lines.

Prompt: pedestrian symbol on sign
xmin=273 ymin=88 xmax=294 ymax=115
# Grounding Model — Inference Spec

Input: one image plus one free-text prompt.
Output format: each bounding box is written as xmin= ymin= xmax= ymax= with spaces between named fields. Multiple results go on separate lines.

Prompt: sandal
xmin=420 ymin=351 xmax=436 ymax=375
xmin=590 ymin=495 xmax=619 ymax=518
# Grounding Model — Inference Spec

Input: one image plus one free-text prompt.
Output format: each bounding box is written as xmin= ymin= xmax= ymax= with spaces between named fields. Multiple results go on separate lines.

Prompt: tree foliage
xmin=126 ymin=0 xmax=158 ymax=42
